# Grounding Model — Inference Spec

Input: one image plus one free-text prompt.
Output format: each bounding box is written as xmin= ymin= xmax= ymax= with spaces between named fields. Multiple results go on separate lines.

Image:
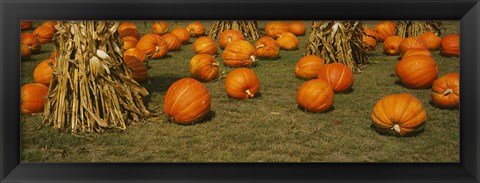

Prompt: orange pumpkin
xmin=33 ymin=59 xmax=56 ymax=86
xmin=41 ymin=21 xmax=57 ymax=28
xmin=118 ymin=22 xmax=138 ymax=34
xmin=277 ymin=32 xmax=298 ymax=50
xmin=395 ymin=55 xmax=438 ymax=89
xmin=171 ymin=27 xmax=190 ymax=44
xmin=221 ymin=40 xmax=256 ymax=67
xmin=161 ymin=33 xmax=182 ymax=51
xmin=21 ymin=83 xmax=49 ymax=114
xmin=164 ymin=78 xmax=211 ymax=125
xmin=124 ymin=55 xmax=147 ymax=82
xmin=440 ymin=34 xmax=459 ymax=57
xmin=383 ymin=36 xmax=404 ymax=55
xmin=219 ymin=30 xmax=245 ymax=49
xmin=121 ymin=36 xmax=138 ymax=51
xmin=399 ymin=37 xmax=428 ymax=53
xmin=431 ymin=73 xmax=460 ymax=109
xmin=21 ymin=44 xmax=31 ymax=60
xmin=119 ymin=28 xmax=140 ymax=39
xmin=294 ymin=55 xmax=325 ymax=80
xmin=363 ymin=27 xmax=379 ymax=40
xmin=136 ymin=34 xmax=168 ymax=59
xmin=402 ymin=48 xmax=431 ymax=59
xmin=21 ymin=33 xmax=41 ymax=53
xmin=21 ymin=21 xmax=32 ymax=30
xmin=193 ymin=36 xmax=217 ymax=55
xmin=186 ymin=21 xmax=206 ymax=37
xmin=152 ymin=21 xmax=169 ymax=35
xmin=288 ymin=21 xmax=306 ymax=36
xmin=254 ymin=36 xmax=279 ymax=59
xmin=374 ymin=21 xmax=396 ymax=41
xmin=363 ymin=35 xmax=377 ymax=51
xmin=124 ymin=48 xmax=147 ymax=63
xmin=33 ymin=25 xmax=56 ymax=43
xmin=50 ymin=52 xmax=57 ymax=60
xmin=317 ymin=63 xmax=354 ymax=93
xmin=371 ymin=93 xmax=427 ymax=136
xmin=190 ymin=54 xmax=219 ymax=82
xmin=224 ymin=68 xmax=260 ymax=99
xmin=296 ymin=79 xmax=334 ymax=113
xmin=419 ymin=31 xmax=441 ymax=50
xmin=265 ymin=21 xmax=290 ymax=39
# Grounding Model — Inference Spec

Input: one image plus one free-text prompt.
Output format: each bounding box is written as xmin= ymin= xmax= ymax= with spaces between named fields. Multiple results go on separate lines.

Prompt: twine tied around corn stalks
xmin=304 ymin=21 xmax=368 ymax=73
xmin=43 ymin=21 xmax=153 ymax=133
xmin=208 ymin=21 xmax=262 ymax=40
xmin=395 ymin=21 xmax=445 ymax=37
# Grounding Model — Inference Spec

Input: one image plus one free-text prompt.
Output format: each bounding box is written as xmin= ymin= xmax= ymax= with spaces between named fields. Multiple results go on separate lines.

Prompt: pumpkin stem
xmin=443 ymin=89 xmax=453 ymax=96
xmin=227 ymin=37 xmax=232 ymax=43
xmin=255 ymin=44 xmax=265 ymax=49
xmin=211 ymin=62 xmax=220 ymax=66
xmin=245 ymin=89 xmax=254 ymax=98
xmin=250 ymin=55 xmax=256 ymax=62
xmin=392 ymin=124 xmax=401 ymax=134
xmin=155 ymin=46 xmax=160 ymax=53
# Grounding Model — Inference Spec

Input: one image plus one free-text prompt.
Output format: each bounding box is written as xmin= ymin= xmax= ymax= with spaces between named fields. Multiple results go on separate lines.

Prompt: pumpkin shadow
xmin=370 ymin=124 xmax=425 ymax=138
xmin=195 ymin=110 xmax=216 ymax=125
xmin=336 ymin=88 xmax=354 ymax=94
xmin=394 ymin=80 xmax=403 ymax=86
xmin=297 ymin=105 xmax=335 ymax=113
xmin=428 ymin=101 xmax=459 ymax=111
xmin=257 ymin=56 xmax=282 ymax=61
xmin=143 ymin=75 xmax=186 ymax=103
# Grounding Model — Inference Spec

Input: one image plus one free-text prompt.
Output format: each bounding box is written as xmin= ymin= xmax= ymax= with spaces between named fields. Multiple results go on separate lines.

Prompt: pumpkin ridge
xmin=168 ymin=81 xmax=197 ymax=116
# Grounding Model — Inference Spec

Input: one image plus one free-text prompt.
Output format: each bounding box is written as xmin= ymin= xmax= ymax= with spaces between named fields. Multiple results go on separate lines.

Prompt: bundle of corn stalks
xmin=395 ymin=21 xmax=445 ymax=37
xmin=304 ymin=21 xmax=367 ymax=72
xmin=43 ymin=21 xmax=152 ymax=133
xmin=208 ymin=21 xmax=261 ymax=40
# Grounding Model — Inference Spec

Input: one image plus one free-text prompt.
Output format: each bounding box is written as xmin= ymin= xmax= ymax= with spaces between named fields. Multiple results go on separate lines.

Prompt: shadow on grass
xmin=370 ymin=124 xmax=425 ymax=138
xmin=172 ymin=110 xmax=216 ymax=126
xmin=335 ymin=88 xmax=354 ymax=94
xmin=256 ymin=56 xmax=282 ymax=61
xmin=428 ymin=101 xmax=459 ymax=111
xmin=143 ymin=75 xmax=185 ymax=103
xmin=297 ymin=105 xmax=335 ymax=113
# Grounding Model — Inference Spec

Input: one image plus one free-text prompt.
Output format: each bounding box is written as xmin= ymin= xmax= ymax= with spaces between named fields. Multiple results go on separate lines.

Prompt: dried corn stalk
xmin=43 ymin=21 xmax=151 ymax=133
xmin=395 ymin=21 xmax=444 ymax=37
xmin=208 ymin=21 xmax=261 ymax=40
xmin=304 ymin=21 xmax=367 ymax=72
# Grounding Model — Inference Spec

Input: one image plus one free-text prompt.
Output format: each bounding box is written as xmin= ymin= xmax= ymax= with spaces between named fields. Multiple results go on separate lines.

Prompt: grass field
xmin=20 ymin=20 xmax=460 ymax=162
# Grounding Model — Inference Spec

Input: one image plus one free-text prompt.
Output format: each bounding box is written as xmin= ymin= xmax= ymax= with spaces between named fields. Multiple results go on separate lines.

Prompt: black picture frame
xmin=1 ymin=0 xmax=479 ymax=182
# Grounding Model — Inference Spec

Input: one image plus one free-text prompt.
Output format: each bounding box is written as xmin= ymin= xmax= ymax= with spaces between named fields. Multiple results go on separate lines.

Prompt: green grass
xmin=20 ymin=20 xmax=460 ymax=162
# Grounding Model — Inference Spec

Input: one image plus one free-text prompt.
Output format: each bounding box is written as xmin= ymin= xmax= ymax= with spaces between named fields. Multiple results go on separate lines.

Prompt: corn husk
xmin=208 ymin=21 xmax=261 ymax=40
xmin=395 ymin=21 xmax=444 ymax=37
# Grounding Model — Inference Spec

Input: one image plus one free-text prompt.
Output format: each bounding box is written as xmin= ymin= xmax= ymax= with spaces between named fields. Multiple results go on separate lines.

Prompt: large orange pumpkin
xmin=221 ymin=40 xmax=256 ymax=67
xmin=162 ymin=33 xmax=182 ymax=51
xmin=265 ymin=21 xmax=290 ymax=39
xmin=21 ymin=21 xmax=32 ymax=30
xmin=193 ymin=36 xmax=217 ymax=55
xmin=395 ymin=55 xmax=438 ymax=89
xmin=119 ymin=28 xmax=140 ymax=39
xmin=288 ymin=21 xmax=306 ymax=36
xmin=317 ymin=63 xmax=354 ymax=93
xmin=136 ymin=34 xmax=168 ymax=59
xmin=118 ymin=22 xmax=139 ymax=39
xmin=21 ymin=33 xmax=41 ymax=53
xmin=219 ymin=30 xmax=245 ymax=49
xmin=224 ymin=68 xmax=260 ymax=99
xmin=21 ymin=83 xmax=49 ymax=115
xmin=374 ymin=21 xmax=396 ymax=41
xmin=41 ymin=21 xmax=57 ymax=29
xmin=121 ymin=36 xmax=138 ymax=51
xmin=399 ymin=37 xmax=428 ymax=53
xmin=190 ymin=54 xmax=219 ymax=82
xmin=124 ymin=55 xmax=147 ymax=82
xmin=431 ymin=73 xmax=460 ymax=109
xmin=371 ymin=93 xmax=427 ymax=136
xmin=186 ymin=21 xmax=206 ymax=37
xmin=402 ymin=48 xmax=431 ymax=59
xmin=254 ymin=36 xmax=279 ymax=59
xmin=383 ymin=36 xmax=404 ymax=55
xmin=294 ymin=55 xmax=325 ymax=80
xmin=363 ymin=27 xmax=379 ymax=40
xmin=440 ymin=34 xmax=459 ymax=57
xmin=33 ymin=25 xmax=55 ymax=43
xmin=296 ymin=79 xmax=334 ymax=113
xmin=21 ymin=44 xmax=31 ymax=60
xmin=164 ymin=78 xmax=211 ymax=125
xmin=33 ymin=59 xmax=56 ymax=86
xmin=277 ymin=32 xmax=298 ymax=50
xmin=171 ymin=27 xmax=190 ymax=44
xmin=419 ymin=31 xmax=441 ymax=50
xmin=152 ymin=21 xmax=169 ymax=35
xmin=124 ymin=48 xmax=147 ymax=63
xmin=363 ymin=35 xmax=377 ymax=51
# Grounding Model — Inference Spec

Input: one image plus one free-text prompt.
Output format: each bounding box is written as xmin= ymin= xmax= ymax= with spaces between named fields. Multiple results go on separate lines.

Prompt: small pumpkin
xmin=363 ymin=27 xmax=379 ymax=40
xmin=161 ymin=33 xmax=182 ymax=51
xmin=395 ymin=55 xmax=438 ymax=89
xmin=152 ymin=21 xmax=169 ymax=35
xmin=33 ymin=59 xmax=56 ymax=86
xmin=402 ymin=48 xmax=431 ymax=59
xmin=288 ymin=21 xmax=306 ymax=36
xmin=294 ymin=55 xmax=325 ymax=80
xmin=119 ymin=28 xmax=140 ymax=39
xmin=221 ymin=40 xmax=256 ymax=67
xmin=124 ymin=55 xmax=148 ymax=82
xmin=431 ymin=73 xmax=460 ymax=109
xmin=419 ymin=31 xmax=441 ymax=50
xmin=124 ymin=48 xmax=147 ymax=63
xmin=296 ymin=79 xmax=334 ymax=113
xmin=21 ymin=83 xmax=49 ymax=115
xmin=265 ymin=21 xmax=290 ymax=39
xmin=21 ymin=21 xmax=32 ymax=30
xmin=136 ymin=34 xmax=169 ymax=59
xmin=21 ymin=33 xmax=41 ymax=53
xmin=383 ymin=36 xmax=404 ymax=55
xmin=254 ymin=36 xmax=279 ymax=59
xmin=193 ymin=36 xmax=218 ymax=55
xmin=399 ymin=37 xmax=428 ymax=53
xmin=21 ymin=44 xmax=31 ymax=60
xmin=190 ymin=54 xmax=219 ymax=82
xmin=363 ymin=35 xmax=377 ymax=51
xmin=33 ymin=25 xmax=56 ymax=43
xmin=371 ymin=93 xmax=427 ymax=136
xmin=186 ymin=21 xmax=206 ymax=37
xmin=374 ymin=21 xmax=396 ymax=41
xmin=224 ymin=68 xmax=260 ymax=99
xmin=277 ymin=32 xmax=298 ymax=50
xmin=171 ymin=27 xmax=191 ymax=44
xmin=440 ymin=34 xmax=459 ymax=57
xmin=164 ymin=78 xmax=211 ymax=125
xmin=118 ymin=22 xmax=138 ymax=34
xmin=121 ymin=36 xmax=138 ymax=51
xmin=219 ymin=30 xmax=245 ymax=49
xmin=41 ymin=21 xmax=57 ymax=29
xmin=317 ymin=63 xmax=354 ymax=93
